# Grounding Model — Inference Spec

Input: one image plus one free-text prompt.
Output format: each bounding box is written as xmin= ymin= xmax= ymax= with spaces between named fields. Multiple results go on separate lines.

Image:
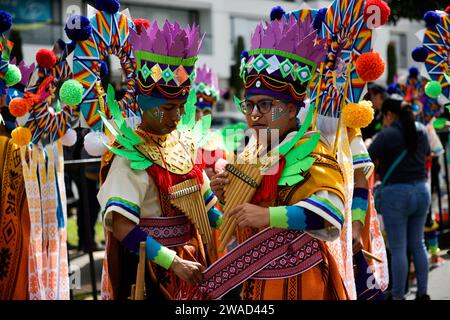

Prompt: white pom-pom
xmin=60 ymin=129 xmax=77 ymax=147
xmin=83 ymin=131 xmax=109 ymax=156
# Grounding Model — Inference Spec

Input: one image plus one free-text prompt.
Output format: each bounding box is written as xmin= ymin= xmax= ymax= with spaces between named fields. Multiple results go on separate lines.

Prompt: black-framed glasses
xmin=239 ymin=99 xmax=286 ymax=115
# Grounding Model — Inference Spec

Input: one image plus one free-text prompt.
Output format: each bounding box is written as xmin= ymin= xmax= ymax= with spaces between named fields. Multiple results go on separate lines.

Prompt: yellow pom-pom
xmin=342 ymin=100 xmax=374 ymax=129
xmin=11 ymin=127 xmax=32 ymax=146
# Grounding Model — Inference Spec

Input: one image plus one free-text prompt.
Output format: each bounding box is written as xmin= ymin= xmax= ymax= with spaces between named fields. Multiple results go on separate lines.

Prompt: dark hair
xmin=364 ymin=83 xmax=388 ymax=101
xmin=381 ymin=98 xmax=418 ymax=153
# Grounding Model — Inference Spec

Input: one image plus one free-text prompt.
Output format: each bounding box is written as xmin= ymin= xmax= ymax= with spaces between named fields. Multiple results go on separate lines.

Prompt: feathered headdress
xmin=193 ymin=64 xmax=220 ymax=111
xmin=129 ymin=19 xmax=205 ymax=109
xmin=239 ymin=14 xmax=326 ymax=102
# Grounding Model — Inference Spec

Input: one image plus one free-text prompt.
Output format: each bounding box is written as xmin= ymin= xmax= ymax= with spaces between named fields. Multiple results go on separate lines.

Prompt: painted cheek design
xmin=272 ymin=107 xmax=288 ymax=121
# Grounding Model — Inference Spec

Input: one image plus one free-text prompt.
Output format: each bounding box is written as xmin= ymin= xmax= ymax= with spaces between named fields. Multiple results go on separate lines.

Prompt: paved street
xmin=70 ymin=248 xmax=450 ymax=300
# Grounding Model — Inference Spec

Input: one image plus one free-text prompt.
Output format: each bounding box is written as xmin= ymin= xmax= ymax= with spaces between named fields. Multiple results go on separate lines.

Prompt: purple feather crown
xmin=129 ymin=19 xmax=204 ymax=59
xmin=241 ymin=15 xmax=326 ymax=102
xmin=195 ymin=64 xmax=219 ymax=89
xmin=194 ymin=64 xmax=220 ymax=109
xmin=130 ymin=19 xmax=205 ymax=99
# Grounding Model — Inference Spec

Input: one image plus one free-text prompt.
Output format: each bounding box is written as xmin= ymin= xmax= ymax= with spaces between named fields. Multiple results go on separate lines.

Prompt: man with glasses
xmin=207 ymin=14 xmax=349 ymax=300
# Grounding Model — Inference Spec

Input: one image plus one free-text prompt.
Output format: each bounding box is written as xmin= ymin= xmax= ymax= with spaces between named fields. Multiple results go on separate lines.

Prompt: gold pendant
xmin=135 ymin=129 xmax=196 ymax=174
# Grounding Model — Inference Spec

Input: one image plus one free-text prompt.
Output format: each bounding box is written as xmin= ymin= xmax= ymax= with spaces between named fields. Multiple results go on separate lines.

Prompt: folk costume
xmin=0 ymin=10 xmax=30 ymax=299
xmin=412 ymin=8 xmax=450 ymax=264
xmin=1 ymin=9 xmax=73 ymax=300
xmin=190 ymin=14 xmax=349 ymax=300
xmin=97 ymin=20 xmax=223 ymax=300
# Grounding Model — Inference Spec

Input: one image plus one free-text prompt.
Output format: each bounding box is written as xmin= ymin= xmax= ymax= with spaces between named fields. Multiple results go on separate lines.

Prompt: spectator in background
xmin=64 ymin=128 xmax=102 ymax=252
xmin=361 ymin=83 xmax=388 ymax=141
xmin=368 ymin=98 xmax=431 ymax=300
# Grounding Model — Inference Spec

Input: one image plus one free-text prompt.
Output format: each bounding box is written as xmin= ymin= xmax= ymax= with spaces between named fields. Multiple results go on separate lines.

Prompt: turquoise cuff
xmin=351 ymin=197 xmax=368 ymax=225
xmin=145 ymin=236 xmax=176 ymax=270
xmin=207 ymin=206 xmax=223 ymax=229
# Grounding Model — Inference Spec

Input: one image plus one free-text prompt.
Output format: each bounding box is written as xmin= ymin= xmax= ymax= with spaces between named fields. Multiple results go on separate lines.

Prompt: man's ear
xmin=287 ymin=103 xmax=298 ymax=120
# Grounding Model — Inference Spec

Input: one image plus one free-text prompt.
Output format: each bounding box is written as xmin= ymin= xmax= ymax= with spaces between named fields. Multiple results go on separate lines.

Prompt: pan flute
xmin=169 ymin=178 xmax=213 ymax=246
xmin=218 ymin=162 xmax=263 ymax=252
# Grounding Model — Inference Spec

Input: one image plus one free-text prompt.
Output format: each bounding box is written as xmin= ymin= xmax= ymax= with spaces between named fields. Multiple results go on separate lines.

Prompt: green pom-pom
xmin=425 ymin=81 xmax=442 ymax=99
xmin=60 ymin=79 xmax=84 ymax=106
xmin=4 ymin=64 xmax=22 ymax=87
xmin=433 ymin=117 xmax=447 ymax=130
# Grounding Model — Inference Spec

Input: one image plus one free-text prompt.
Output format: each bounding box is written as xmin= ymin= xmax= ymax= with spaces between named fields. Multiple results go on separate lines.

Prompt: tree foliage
xmin=387 ymin=0 xmax=448 ymax=24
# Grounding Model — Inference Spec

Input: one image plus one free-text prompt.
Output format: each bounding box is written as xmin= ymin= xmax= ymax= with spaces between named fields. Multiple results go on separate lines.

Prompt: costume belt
xmin=138 ymin=215 xmax=193 ymax=248
xmin=179 ymin=228 xmax=323 ymax=300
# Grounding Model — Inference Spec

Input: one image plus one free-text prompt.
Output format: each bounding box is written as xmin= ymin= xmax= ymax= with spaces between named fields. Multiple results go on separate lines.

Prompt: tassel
xmin=251 ymin=156 xmax=286 ymax=206
xmin=146 ymin=163 xmax=205 ymax=193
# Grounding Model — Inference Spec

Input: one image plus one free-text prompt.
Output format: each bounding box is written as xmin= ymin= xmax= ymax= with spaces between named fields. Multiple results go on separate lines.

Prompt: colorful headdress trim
xmin=242 ymin=48 xmax=317 ymax=84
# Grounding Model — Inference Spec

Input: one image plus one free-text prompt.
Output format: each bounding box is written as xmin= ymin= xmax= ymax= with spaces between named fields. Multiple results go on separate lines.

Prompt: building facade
xmin=7 ymin=0 xmax=426 ymax=106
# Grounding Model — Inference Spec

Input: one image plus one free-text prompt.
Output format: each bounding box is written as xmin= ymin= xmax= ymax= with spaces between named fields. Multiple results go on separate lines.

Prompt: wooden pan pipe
xmin=169 ymin=178 xmax=213 ymax=246
xmin=218 ymin=163 xmax=263 ymax=252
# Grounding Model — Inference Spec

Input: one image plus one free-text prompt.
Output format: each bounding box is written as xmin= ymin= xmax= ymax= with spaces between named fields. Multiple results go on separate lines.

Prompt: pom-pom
xmin=423 ymin=11 xmax=441 ymax=28
xmin=95 ymin=0 xmax=120 ymax=14
xmin=240 ymin=50 xmax=249 ymax=61
xmin=4 ymin=64 xmax=22 ymax=87
xmin=11 ymin=127 xmax=32 ymax=146
xmin=36 ymin=49 xmax=57 ymax=69
xmin=343 ymin=100 xmax=375 ymax=129
xmin=408 ymin=66 xmax=419 ymax=79
xmin=425 ymin=81 xmax=442 ymax=98
xmin=313 ymin=8 xmax=327 ymax=31
xmin=133 ymin=18 xmax=150 ymax=35
xmin=445 ymin=6 xmax=450 ymax=15
xmin=387 ymin=83 xmax=400 ymax=95
xmin=411 ymin=46 xmax=428 ymax=62
xmin=270 ymin=6 xmax=285 ymax=21
xmin=364 ymin=0 xmax=391 ymax=27
xmin=60 ymin=129 xmax=77 ymax=147
xmin=84 ymin=131 xmax=109 ymax=156
xmin=9 ymin=97 xmax=32 ymax=117
xmin=0 ymin=10 xmax=12 ymax=34
xmin=60 ymin=79 xmax=84 ymax=107
xmin=64 ymin=15 xmax=92 ymax=41
xmin=100 ymin=60 xmax=109 ymax=77
xmin=355 ymin=52 xmax=385 ymax=82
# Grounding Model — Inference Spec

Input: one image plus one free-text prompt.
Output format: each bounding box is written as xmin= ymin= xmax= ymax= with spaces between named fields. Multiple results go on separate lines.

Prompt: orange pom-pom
xmin=36 ymin=48 xmax=57 ymax=69
xmin=11 ymin=127 xmax=32 ymax=146
xmin=355 ymin=52 xmax=385 ymax=82
xmin=9 ymin=98 xmax=32 ymax=117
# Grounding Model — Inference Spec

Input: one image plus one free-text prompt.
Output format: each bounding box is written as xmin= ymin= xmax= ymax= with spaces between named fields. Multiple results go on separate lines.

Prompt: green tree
xmin=388 ymin=0 xmax=448 ymax=24
xmin=386 ymin=41 xmax=397 ymax=85
xmin=9 ymin=29 xmax=23 ymax=63
xmin=229 ymin=36 xmax=245 ymax=99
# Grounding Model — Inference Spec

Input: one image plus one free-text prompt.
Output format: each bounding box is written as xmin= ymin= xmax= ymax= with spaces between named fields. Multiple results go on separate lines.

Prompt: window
xmin=4 ymin=0 xmax=62 ymax=45
xmin=390 ymin=32 xmax=407 ymax=69
xmin=230 ymin=16 xmax=261 ymax=61
xmin=121 ymin=2 xmax=212 ymax=54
